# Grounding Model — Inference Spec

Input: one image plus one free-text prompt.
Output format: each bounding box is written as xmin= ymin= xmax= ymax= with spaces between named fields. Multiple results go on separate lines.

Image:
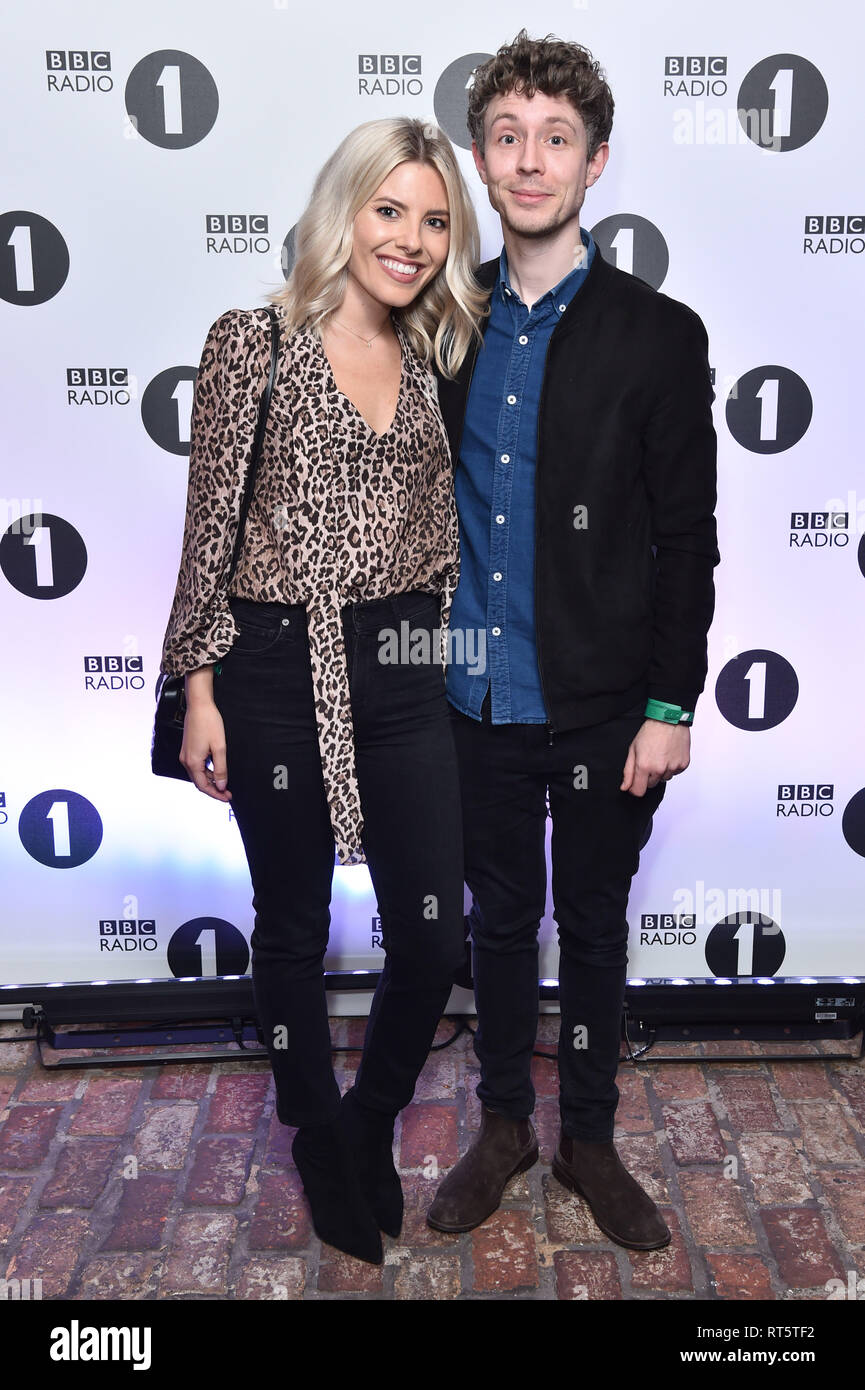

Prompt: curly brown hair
xmin=467 ymin=29 xmax=614 ymax=161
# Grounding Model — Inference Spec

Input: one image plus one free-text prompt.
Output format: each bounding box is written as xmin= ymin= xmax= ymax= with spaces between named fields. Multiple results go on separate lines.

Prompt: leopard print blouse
xmin=160 ymin=304 xmax=459 ymax=866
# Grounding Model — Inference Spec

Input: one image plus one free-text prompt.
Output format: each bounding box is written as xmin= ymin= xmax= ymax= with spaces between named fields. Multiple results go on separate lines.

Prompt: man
xmin=427 ymin=30 xmax=720 ymax=1250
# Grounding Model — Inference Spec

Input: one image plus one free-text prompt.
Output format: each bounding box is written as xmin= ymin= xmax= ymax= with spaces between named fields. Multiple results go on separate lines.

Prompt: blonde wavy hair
xmin=266 ymin=117 xmax=488 ymax=378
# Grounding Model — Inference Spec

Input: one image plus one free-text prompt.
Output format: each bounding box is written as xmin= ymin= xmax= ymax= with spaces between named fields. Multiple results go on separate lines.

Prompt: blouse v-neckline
xmin=319 ymin=320 xmax=407 ymax=440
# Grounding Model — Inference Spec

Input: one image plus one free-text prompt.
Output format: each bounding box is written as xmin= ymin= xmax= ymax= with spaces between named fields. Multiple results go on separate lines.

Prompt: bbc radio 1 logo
xmin=670 ymin=54 xmax=828 ymax=150
xmin=99 ymin=919 xmax=157 ymax=953
xmin=47 ymin=48 xmax=221 ymax=151
xmin=726 ymin=367 xmax=812 ymax=453
xmin=640 ymin=913 xmax=698 ymax=946
xmin=590 ymin=215 xmax=669 ymax=290
xmin=715 ymin=650 xmax=798 ymax=730
xmin=664 ymin=56 xmax=727 ymax=97
xmin=19 ymin=790 xmax=103 ymax=868
xmin=777 ymin=783 xmax=834 ymax=819
xmin=166 ymin=917 xmax=249 ymax=977
xmin=803 ymin=215 xmax=864 ymax=256
xmin=434 ymin=53 xmax=494 ymax=150
xmin=639 ymin=900 xmax=787 ymax=977
xmin=66 ymin=368 xmax=130 ymax=406
xmin=125 ymin=51 xmax=218 ymax=149
xmin=358 ymin=55 xmax=422 ymax=97
xmin=0 ymin=212 xmax=70 ymax=306
xmin=83 ymin=654 xmax=144 ymax=693
xmin=0 ymin=511 xmax=87 ymax=599
xmin=205 ymin=215 xmax=270 ymax=257
xmin=789 ymin=511 xmax=849 ymax=550
xmin=46 ymin=50 xmax=112 ymax=93
xmin=738 ymin=55 xmax=828 ymax=151
xmin=141 ymin=355 xmax=202 ymax=455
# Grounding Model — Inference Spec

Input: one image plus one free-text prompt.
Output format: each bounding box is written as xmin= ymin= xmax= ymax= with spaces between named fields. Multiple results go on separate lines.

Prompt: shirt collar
xmin=498 ymin=226 xmax=595 ymax=312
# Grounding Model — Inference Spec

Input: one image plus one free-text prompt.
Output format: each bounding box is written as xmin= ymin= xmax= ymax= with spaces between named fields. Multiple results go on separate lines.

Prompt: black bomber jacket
xmin=436 ymin=248 xmax=721 ymax=730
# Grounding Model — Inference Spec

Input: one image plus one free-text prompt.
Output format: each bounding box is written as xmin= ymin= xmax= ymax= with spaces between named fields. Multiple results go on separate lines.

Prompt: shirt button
xmin=507 ymin=394 xmax=517 ymax=404
xmin=505 ymin=287 xmax=512 ymax=296
xmin=500 ymin=453 xmax=510 ymax=464
xmin=558 ymin=304 xmax=566 ymax=312
xmin=493 ymin=572 xmax=502 ymax=581
xmin=495 ymin=514 xmax=505 ymax=524
xmin=518 ymin=334 xmax=528 ymax=345
xmin=491 ymin=626 xmax=502 ymax=636
xmin=281 ymin=618 xmax=290 ymax=626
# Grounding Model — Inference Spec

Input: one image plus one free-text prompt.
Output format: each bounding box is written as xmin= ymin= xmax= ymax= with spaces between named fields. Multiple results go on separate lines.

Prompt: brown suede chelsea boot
xmin=426 ymin=1105 xmax=539 ymax=1233
xmin=553 ymin=1135 xmax=671 ymax=1250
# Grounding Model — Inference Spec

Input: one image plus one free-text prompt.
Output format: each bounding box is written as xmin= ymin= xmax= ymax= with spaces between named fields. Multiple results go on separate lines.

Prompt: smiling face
xmin=472 ymin=88 xmax=608 ymax=242
xmin=346 ymin=159 xmax=451 ymax=312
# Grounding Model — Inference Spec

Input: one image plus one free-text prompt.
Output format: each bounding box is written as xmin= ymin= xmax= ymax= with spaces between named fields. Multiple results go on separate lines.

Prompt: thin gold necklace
xmin=330 ymin=317 xmax=388 ymax=348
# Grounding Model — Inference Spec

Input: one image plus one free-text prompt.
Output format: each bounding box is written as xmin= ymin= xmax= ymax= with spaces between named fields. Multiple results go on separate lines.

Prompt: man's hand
xmin=620 ymin=720 xmax=690 ymax=796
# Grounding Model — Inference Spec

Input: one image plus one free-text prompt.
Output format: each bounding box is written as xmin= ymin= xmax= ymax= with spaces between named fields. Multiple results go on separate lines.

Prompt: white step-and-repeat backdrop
xmin=2 ymin=0 xmax=863 ymax=1010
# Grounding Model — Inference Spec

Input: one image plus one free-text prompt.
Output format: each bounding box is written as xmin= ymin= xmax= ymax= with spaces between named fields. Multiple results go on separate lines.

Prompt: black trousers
xmin=214 ymin=589 xmax=466 ymax=1127
xmin=449 ymin=694 xmax=667 ymax=1141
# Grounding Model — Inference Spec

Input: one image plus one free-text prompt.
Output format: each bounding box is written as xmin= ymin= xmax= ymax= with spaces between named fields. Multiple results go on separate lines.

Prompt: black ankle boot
xmin=291 ymin=1121 xmax=383 ymax=1265
xmin=338 ymin=1087 xmax=403 ymax=1238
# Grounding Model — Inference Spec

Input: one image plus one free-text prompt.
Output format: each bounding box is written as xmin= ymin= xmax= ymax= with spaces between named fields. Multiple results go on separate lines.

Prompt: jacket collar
xmin=474 ymin=241 xmax=612 ymax=334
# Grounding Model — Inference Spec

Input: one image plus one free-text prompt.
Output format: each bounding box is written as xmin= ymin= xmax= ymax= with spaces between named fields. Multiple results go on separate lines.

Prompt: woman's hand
xmin=180 ymin=697 xmax=231 ymax=802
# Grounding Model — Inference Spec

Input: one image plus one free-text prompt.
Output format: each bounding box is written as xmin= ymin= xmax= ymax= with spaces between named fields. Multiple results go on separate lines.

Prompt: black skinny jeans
xmin=449 ymin=694 xmax=667 ymax=1142
xmin=213 ymin=589 xmax=466 ymax=1127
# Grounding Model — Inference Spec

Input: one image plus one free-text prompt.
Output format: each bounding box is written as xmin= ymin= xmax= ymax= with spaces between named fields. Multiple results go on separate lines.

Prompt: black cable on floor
xmin=330 ymin=1015 xmax=473 ymax=1055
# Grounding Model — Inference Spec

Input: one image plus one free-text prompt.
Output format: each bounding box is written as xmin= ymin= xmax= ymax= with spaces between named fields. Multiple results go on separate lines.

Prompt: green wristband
xmin=645 ymin=698 xmax=693 ymax=725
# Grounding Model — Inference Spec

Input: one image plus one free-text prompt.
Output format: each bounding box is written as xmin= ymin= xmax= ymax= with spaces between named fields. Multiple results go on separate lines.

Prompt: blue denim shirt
xmin=446 ymin=227 xmax=596 ymax=722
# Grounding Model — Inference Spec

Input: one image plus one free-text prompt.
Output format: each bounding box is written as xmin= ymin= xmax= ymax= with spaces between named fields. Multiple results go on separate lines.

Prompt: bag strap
xmin=226 ymin=304 xmax=280 ymax=588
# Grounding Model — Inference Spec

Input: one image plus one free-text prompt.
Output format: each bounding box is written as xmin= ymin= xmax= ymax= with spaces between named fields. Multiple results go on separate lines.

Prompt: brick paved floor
xmin=0 ymin=1017 xmax=863 ymax=1301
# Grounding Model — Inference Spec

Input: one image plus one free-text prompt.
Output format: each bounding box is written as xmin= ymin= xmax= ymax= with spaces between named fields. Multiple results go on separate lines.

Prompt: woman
xmin=159 ymin=117 xmax=487 ymax=1265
